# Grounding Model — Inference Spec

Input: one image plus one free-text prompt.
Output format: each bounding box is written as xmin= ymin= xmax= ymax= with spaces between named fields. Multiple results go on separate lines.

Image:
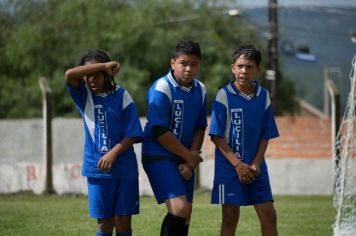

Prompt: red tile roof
xmin=203 ymin=116 xmax=332 ymax=160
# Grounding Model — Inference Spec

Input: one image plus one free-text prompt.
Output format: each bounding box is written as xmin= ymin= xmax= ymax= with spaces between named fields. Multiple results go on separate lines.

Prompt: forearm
xmin=65 ymin=63 xmax=106 ymax=81
xmin=156 ymin=131 xmax=192 ymax=161
xmin=98 ymin=137 xmax=139 ymax=171
xmin=190 ymin=129 xmax=205 ymax=151
xmin=212 ymin=135 xmax=256 ymax=183
xmin=253 ymin=139 xmax=269 ymax=166
xmin=211 ymin=135 xmax=242 ymax=167
xmin=108 ymin=137 xmax=140 ymax=158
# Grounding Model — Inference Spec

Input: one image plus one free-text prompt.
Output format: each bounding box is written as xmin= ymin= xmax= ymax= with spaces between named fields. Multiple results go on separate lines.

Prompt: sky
xmin=238 ymin=0 xmax=356 ymax=8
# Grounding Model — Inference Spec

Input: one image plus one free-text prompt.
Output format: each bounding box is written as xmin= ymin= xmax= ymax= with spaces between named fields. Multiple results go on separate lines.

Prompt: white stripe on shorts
xmin=219 ymin=184 xmax=225 ymax=204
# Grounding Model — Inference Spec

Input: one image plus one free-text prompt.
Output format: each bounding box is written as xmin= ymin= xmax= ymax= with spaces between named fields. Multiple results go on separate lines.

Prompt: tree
xmin=0 ymin=0 xmax=297 ymax=118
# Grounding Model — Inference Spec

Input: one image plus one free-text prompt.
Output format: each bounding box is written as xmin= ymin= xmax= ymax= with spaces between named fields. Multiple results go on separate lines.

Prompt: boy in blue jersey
xmin=209 ymin=45 xmax=279 ymax=236
xmin=142 ymin=40 xmax=207 ymax=236
xmin=65 ymin=49 xmax=143 ymax=236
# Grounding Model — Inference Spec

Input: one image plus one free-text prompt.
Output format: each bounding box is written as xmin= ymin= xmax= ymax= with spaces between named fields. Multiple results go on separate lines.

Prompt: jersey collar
xmin=167 ymin=70 xmax=197 ymax=92
xmin=227 ymin=80 xmax=261 ymax=100
xmin=86 ymin=84 xmax=121 ymax=97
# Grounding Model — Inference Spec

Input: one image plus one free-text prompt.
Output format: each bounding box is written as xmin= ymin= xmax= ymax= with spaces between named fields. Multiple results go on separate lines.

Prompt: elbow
xmin=210 ymin=135 xmax=222 ymax=145
xmin=64 ymin=69 xmax=72 ymax=82
xmin=210 ymin=135 xmax=217 ymax=144
xmin=64 ymin=68 xmax=80 ymax=82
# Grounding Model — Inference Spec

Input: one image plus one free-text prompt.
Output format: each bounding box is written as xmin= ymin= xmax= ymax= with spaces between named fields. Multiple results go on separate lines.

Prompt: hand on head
xmin=105 ymin=61 xmax=120 ymax=76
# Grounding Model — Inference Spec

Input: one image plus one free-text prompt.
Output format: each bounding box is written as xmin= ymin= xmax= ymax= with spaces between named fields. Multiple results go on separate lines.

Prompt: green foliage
xmin=0 ymin=0 xmax=298 ymax=118
xmin=276 ymin=76 xmax=300 ymax=115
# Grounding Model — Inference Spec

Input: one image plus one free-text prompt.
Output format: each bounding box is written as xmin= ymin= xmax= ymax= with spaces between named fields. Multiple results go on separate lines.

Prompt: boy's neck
xmin=234 ymin=81 xmax=255 ymax=95
xmin=171 ymin=70 xmax=193 ymax=88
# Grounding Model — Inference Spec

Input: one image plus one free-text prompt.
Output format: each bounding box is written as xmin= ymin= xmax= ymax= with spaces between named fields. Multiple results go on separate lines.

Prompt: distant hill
xmin=244 ymin=6 xmax=356 ymax=113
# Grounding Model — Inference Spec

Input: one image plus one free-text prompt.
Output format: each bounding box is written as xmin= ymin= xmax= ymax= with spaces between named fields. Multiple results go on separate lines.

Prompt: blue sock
xmin=96 ymin=231 xmax=112 ymax=236
xmin=116 ymin=231 xmax=132 ymax=236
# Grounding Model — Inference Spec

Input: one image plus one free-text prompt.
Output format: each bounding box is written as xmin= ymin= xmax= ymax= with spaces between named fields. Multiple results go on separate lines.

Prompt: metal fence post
xmin=324 ymin=69 xmax=340 ymax=191
xmin=39 ymin=77 xmax=55 ymax=194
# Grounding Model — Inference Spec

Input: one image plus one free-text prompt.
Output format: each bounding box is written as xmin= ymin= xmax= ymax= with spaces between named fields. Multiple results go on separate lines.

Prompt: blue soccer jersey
xmin=67 ymin=81 xmax=143 ymax=179
xmin=142 ymin=70 xmax=207 ymax=161
xmin=209 ymin=80 xmax=279 ymax=184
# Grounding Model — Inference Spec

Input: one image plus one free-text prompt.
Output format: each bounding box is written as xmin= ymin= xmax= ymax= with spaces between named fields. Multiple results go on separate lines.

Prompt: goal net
xmin=333 ymin=55 xmax=356 ymax=236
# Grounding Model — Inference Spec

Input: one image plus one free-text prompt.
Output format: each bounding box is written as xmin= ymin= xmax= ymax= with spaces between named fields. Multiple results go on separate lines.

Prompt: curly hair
xmin=79 ymin=49 xmax=117 ymax=94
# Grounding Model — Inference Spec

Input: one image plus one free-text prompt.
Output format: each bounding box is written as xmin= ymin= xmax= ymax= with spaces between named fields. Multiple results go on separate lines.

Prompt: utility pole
xmin=267 ymin=0 xmax=279 ymax=112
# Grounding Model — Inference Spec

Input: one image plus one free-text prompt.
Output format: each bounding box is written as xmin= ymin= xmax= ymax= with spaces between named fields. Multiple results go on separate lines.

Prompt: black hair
xmin=79 ymin=49 xmax=116 ymax=94
xmin=172 ymin=40 xmax=201 ymax=60
xmin=232 ymin=44 xmax=262 ymax=66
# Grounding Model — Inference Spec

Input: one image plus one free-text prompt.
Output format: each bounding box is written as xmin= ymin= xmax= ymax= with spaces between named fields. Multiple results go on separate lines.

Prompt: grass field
xmin=0 ymin=192 xmax=335 ymax=236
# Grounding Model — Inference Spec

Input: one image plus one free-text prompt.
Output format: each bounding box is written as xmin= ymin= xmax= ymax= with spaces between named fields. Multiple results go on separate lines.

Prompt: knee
xmin=167 ymin=198 xmax=192 ymax=218
xmin=98 ymin=218 xmax=114 ymax=233
xmin=175 ymin=204 xmax=192 ymax=219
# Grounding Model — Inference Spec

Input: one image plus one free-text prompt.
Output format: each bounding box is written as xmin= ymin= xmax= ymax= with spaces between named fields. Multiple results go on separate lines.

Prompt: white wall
xmin=0 ymin=118 xmax=338 ymax=195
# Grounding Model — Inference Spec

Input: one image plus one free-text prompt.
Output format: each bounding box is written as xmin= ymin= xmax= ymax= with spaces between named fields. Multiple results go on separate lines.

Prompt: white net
xmin=333 ymin=55 xmax=356 ymax=236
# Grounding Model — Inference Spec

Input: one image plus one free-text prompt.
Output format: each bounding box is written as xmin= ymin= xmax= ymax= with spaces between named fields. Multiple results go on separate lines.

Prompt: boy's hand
xmin=249 ymin=163 xmax=261 ymax=177
xmin=104 ymin=61 xmax=120 ymax=76
xmin=234 ymin=161 xmax=255 ymax=184
xmin=178 ymin=163 xmax=193 ymax=180
xmin=186 ymin=150 xmax=203 ymax=169
xmin=98 ymin=152 xmax=117 ymax=172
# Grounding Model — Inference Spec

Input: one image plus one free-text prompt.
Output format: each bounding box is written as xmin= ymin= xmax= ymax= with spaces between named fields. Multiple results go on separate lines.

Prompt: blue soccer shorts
xmin=211 ymin=172 xmax=273 ymax=206
xmin=87 ymin=177 xmax=139 ymax=219
xmin=142 ymin=159 xmax=195 ymax=204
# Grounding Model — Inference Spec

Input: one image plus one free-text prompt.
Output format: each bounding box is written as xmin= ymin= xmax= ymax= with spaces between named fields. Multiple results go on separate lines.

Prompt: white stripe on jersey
xmin=256 ymin=85 xmax=261 ymax=97
xmin=227 ymin=83 xmax=236 ymax=94
xmin=155 ymin=79 xmax=172 ymax=103
xmin=215 ymin=89 xmax=231 ymax=144
xmin=167 ymin=72 xmax=179 ymax=88
xmin=215 ymin=88 xmax=228 ymax=107
xmin=122 ymin=90 xmax=134 ymax=110
xmin=197 ymin=80 xmax=207 ymax=108
xmin=84 ymin=86 xmax=95 ymax=142
xmin=265 ymin=92 xmax=271 ymax=110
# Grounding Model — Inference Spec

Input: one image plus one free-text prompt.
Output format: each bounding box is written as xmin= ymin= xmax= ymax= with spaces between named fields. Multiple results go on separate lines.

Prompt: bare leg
xmin=254 ymin=202 xmax=278 ymax=236
xmin=165 ymin=195 xmax=192 ymax=219
xmin=114 ymin=215 xmax=132 ymax=234
xmin=97 ymin=217 xmax=114 ymax=234
xmin=220 ymin=205 xmax=239 ymax=236
xmin=161 ymin=195 xmax=191 ymax=236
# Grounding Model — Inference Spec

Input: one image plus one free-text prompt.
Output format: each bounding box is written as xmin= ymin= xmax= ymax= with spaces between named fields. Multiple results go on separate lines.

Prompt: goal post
xmin=333 ymin=55 xmax=356 ymax=236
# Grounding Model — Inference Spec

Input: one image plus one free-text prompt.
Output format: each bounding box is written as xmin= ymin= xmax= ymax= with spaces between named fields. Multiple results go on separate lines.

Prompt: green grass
xmin=0 ymin=192 xmax=335 ymax=236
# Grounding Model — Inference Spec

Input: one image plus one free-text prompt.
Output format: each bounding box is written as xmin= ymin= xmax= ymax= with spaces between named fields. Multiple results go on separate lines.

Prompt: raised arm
xmin=64 ymin=61 xmax=120 ymax=89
